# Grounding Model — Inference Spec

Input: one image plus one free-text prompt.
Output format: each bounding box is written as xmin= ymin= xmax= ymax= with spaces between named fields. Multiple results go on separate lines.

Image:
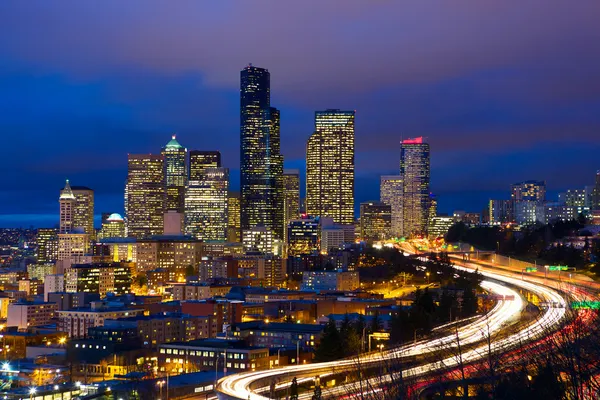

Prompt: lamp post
xmin=156 ymin=380 xmax=165 ymax=400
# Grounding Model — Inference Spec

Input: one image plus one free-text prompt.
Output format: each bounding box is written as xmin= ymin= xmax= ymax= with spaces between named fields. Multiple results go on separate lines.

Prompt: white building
xmin=7 ymin=302 xmax=58 ymax=330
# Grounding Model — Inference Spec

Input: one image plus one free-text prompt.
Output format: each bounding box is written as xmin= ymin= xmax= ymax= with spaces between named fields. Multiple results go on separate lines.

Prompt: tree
xmin=312 ymin=384 xmax=322 ymax=400
xmin=314 ymin=319 xmax=343 ymax=362
xmin=185 ymin=264 xmax=196 ymax=277
xmin=290 ymin=377 xmax=299 ymax=400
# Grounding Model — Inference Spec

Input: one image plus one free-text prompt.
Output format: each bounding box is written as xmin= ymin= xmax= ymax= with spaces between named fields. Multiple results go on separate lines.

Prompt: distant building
xmin=301 ymin=270 xmax=360 ymax=292
xmin=27 ymin=263 xmax=56 ymax=281
xmin=57 ymin=233 xmax=90 ymax=262
xmin=515 ymin=201 xmax=545 ymax=226
xmin=185 ymin=168 xmax=229 ymax=242
xmin=189 ymin=150 xmax=221 ymax=181
xmin=136 ymin=235 xmax=204 ymax=282
xmin=231 ymin=321 xmax=324 ymax=354
xmin=162 ymin=135 xmax=187 ymax=214
xmin=47 ymin=292 xmax=100 ymax=310
xmin=287 ymin=217 xmax=319 ymax=256
xmin=380 ymin=175 xmax=403 ymax=237
xmin=306 ymin=109 xmax=355 ymax=225
xmin=359 ymin=202 xmax=391 ymax=242
xmin=36 ymin=228 xmax=58 ymax=263
xmin=283 ymin=169 xmax=301 ymax=224
xmin=198 ymin=257 xmax=238 ymax=282
xmin=65 ymin=262 xmax=132 ymax=297
xmin=59 ymin=180 xmax=76 ymax=234
xmin=242 ymin=226 xmax=274 ymax=254
xmin=488 ymin=200 xmax=514 ymax=224
xmin=98 ymin=213 xmax=125 ymax=239
xmin=43 ymin=274 xmax=64 ymax=301
xmin=428 ymin=216 xmax=455 ymax=239
xmin=227 ymin=191 xmax=241 ymax=243
xmin=511 ymin=180 xmax=546 ymax=203
xmin=126 ymin=154 xmax=165 ymax=239
xmin=70 ymin=185 xmax=95 ymax=237
xmin=400 ymin=137 xmax=430 ymax=236
xmin=320 ymin=218 xmax=355 ymax=254
xmin=57 ymin=302 xmax=143 ymax=338
xmin=7 ymin=301 xmax=58 ymax=330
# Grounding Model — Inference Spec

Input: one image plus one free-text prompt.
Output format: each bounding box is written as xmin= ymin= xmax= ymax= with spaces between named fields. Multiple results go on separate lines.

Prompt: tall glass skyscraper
xmin=189 ymin=151 xmax=221 ymax=181
xmin=380 ymin=175 xmax=403 ymax=237
xmin=306 ymin=109 xmax=355 ymax=225
xmin=283 ymin=169 xmax=300 ymax=223
xmin=400 ymin=137 xmax=430 ymax=236
xmin=162 ymin=135 xmax=187 ymax=213
xmin=240 ymin=65 xmax=284 ymax=239
xmin=126 ymin=154 xmax=165 ymax=238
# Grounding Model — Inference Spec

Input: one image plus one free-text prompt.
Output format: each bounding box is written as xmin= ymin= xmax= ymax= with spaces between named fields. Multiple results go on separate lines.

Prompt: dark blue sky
xmin=1 ymin=1 xmax=600 ymax=228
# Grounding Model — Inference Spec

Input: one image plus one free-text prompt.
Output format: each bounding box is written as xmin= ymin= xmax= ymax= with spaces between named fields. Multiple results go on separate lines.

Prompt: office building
xmin=59 ymin=180 xmax=76 ymax=233
xmin=428 ymin=216 xmax=455 ymax=239
xmin=283 ymin=169 xmax=300 ymax=223
xmin=126 ymin=154 xmax=165 ymax=239
xmin=240 ymin=65 xmax=284 ymax=240
xmin=162 ymin=135 xmax=187 ymax=214
xmin=515 ymin=201 xmax=545 ymax=225
xmin=36 ymin=228 xmax=58 ymax=263
xmin=400 ymin=137 xmax=430 ymax=236
xmin=185 ymin=168 xmax=229 ymax=242
xmin=65 ymin=263 xmax=132 ymax=297
xmin=198 ymin=257 xmax=238 ymax=281
xmin=27 ymin=263 xmax=55 ymax=281
xmin=380 ymin=175 xmax=403 ymax=237
xmin=7 ymin=301 xmax=58 ymax=329
xmin=43 ymin=274 xmax=64 ymax=301
xmin=136 ymin=236 xmax=204 ymax=282
xmin=287 ymin=217 xmax=319 ymax=256
xmin=592 ymin=171 xmax=600 ymax=211
xmin=189 ymin=151 xmax=221 ymax=181
xmin=57 ymin=233 xmax=90 ymax=262
xmin=511 ymin=180 xmax=546 ymax=203
xmin=242 ymin=226 xmax=274 ymax=254
xmin=489 ymin=199 xmax=515 ymax=224
xmin=70 ymin=186 xmax=95 ymax=237
xmin=306 ymin=110 xmax=355 ymax=225
xmin=360 ymin=202 xmax=392 ymax=242
xmin=228 ymin=192 xmax=241 ymax=242
xmin=58 ymin=303 xmax=143 ymax=338
xmin=98 ymin=213 xmax=126 ymax=239
xmin=301 ymin=270 xmax=360 ymax=292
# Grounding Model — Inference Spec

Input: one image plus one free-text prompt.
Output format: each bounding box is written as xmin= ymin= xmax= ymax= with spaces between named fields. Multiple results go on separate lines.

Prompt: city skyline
xmin=2 ymin=2 xmax=600 ymax=227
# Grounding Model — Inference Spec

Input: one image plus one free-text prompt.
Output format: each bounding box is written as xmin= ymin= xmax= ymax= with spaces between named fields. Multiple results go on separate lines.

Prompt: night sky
xmin=1 ymin=1 xmax=600 ymax=228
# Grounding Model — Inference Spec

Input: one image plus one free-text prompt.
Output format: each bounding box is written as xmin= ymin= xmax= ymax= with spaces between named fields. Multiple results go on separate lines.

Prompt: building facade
xmin=70 ymin=186 xmax=95 ymax=237
xmin=306 ymin=110 xmax=355 ymax=225
xmin=185 ymin=168 xmax=229 ymax=242
xmin=360 ymin=202 xmax=392 ymax=242
xmin=400 ymin=137 xmax=430 ymax=236
xmin=380 ymin=175 xmax=403 ymax=238
xmin=162 ymin=135 xmax=188 ymax=214
xmin=126 ymin=154 xmax=165 ymax=239
xmin=283 ymin=169 xmax=300 ymax=224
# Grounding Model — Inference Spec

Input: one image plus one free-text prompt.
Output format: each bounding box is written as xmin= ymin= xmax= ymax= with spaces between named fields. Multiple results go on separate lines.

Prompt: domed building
xmin=98 ymin=213 xmax=126 ymax=239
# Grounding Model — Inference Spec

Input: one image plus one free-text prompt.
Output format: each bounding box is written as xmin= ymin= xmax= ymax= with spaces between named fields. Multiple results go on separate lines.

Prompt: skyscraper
xmin=227 ymin=192 xmax=241 ymax=243
xmin=306 ymin=110 xmax=355 ymax=225
xmin=380 ymin=175 xmax=403 ymax=237
xmin=511 ymin=180 xmax=546 ymax=203
xmin=189 ymin=151 xmax=221 ymax=181
xmin=240 ymin=65 xmax=284 ymax=239
xmin=360 ymin=202 xmax=392 ymax=242
xmin=59 ymin=180 xmax=75 ymax=234
xmin=126 ymin=154 xmax=165 ymax=238
xmin=184 ymin=167 xmax=229 ymax=242
xmin=70 ymin=186 xmax=95 ymax=237
xmin=162 ymin=135 xmax=187 ymax=213
xmin=37 ymin=228 xmax=58 ymax=263
xmin=592 ymin=171 xmax=600 ymax=211
xmin=400 ymin=137 xmax=430 ymax=236
xmin=283 ymin=169 xmax=300 ymax=223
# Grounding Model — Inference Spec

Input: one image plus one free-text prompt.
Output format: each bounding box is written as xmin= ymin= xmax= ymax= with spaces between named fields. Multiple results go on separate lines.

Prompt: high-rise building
xmin=242 ymin=226 xmax=274 ymax=254
xmin=283 ymin=170 xmax=301 ymax=224
xmin=488 ymin=200 xmax=515 ymax=224
xmin=69 ymin=186 xmax=95 ymax=236
xmin=306 ymin=110 xmax=355 ymax=225
xmin=380 ymin=176 xmax=403 ymax=238
xmin=136 ymin=236 xmax=204 ymax=282
xmin=287 ymin=217 xmax=319 ymax=256
xmin=59 ymin=180 xmax=76 ymax=234
xmin=98 ymin=213 xmax=126 ymax=239
xmin=359 ymin=202 xmax=392 ymax=242
xmin=511 ymin=180 xmax=546 ymax=203
xmin=57 ymin=233 xmax=90 ymax=262
xmin=126 ymin=154 xmax=165 ymax=239
xmin=240 ymin=65 xmax=284 ymax=240
xmin=189 ymin=151 xmax=221 ymax=181
xmin=37 ymin=228 xmax=58 ymax=263
xmin=227 ymin=192 xmax=241 ymax=243
xmin=184 ymin=168 xmax=229 ymax=242
xmin=592 ymin=171 xmax=600 ymax=211
xmin=400 ymin=137 xmax=430 ymax=236
xmin=162 ymin=135 xmax=187 ymax=213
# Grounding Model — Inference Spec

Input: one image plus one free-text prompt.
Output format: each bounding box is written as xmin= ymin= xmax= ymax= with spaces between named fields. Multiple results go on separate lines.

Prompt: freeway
xmin=216 ymin=261 xmax=571 ymax=400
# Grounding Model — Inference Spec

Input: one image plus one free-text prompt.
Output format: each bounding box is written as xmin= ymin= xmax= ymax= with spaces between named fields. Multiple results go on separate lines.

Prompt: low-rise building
xmin=57 ymin=302 xmax=143 ymax=338
xmin=7 ymin=301 xmax=57 ymax=329
xmin=301 ymin=270 xmax=360 ymax=292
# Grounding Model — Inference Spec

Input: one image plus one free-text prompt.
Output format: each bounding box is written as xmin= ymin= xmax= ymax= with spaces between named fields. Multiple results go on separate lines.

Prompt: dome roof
xmin=107 ymin=213 xmax=124 ymax=222
xmin=164 ymin=134 xmax=183 ymax=150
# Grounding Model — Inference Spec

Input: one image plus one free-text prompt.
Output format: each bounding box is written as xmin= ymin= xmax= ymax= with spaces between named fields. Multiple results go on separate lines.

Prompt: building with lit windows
xmin=65 ymin=263 xmax=132 ymax=297
xmin=488 ymin=199 xmax=514 ymax=224
xmin=57 ymin=233 xmax=90 ymax=262
xmin=400 ymin=137 xmax=430 ymax=236
xmin=7 ymin=301 xmax=58 ymax=329
xmin=515 ymin=201 xmax=545 ymax=225
xmin=231 ymin=321 xmax=324 ymax=353
xmin=306 ymin=110 xmax=355 ymax=225
xmin=136 ymin=235 xmax=204 ymax=282
xmin=189 ymin=151 xmax=221 ymax=181
xmin=69 ymin=185 xmax=95 ymax=237
xmin=59 ymin=180 xmax=76 ymax=233
xmin=227 ymin=192 xmax=241 ymax=243
xmin=360 ymin=202 xmax=392 ymax=242
xmin=58 ymin=303 xmax=143 ymax=339
xmin=162 ymin=135 xmax=187 ymax=214
xmin=301 ymin=270 xmax=360 ymax=292
xmin=428 ymin=216 xmax=455 ymax=239
xmin=380 ymin=175 xmax=403 ymax=237
xmin=184 ymin=168 xmax=229 ymax=242
xmin=283 ymin=170 xmax=300 ymax=224
xmin=511 ymin=180 xmax=546 ymax=203
xmin=125 ymin=154 xmax=165 ymax=239
xmin=98 ymin=213 xmax=125 ymax=239
xmin=592 ymin=171 xmax=600 ymax=211
xmin=36 ymin=228 xmax=58 ymax=263
xmin=242 ymin=226 xmax=274 ymax=254
xmin=287 ymin=217 xmax=319 ymax=256
xmin=240 ymin=65 xmax=285 ymax=240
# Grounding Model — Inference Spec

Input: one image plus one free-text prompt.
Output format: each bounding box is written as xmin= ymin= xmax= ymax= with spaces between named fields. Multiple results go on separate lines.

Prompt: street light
xmin=29 ymin=387 xmax=36 ymax=400
xmin=156 ymin=380 xmax=166 ymax=400
xmin=426 ymin=272 xmax=430 ymax=284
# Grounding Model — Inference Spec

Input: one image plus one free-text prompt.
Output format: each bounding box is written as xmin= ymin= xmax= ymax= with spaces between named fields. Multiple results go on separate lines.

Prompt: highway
xmin=216 ymin=259 xmax=573 ymax=400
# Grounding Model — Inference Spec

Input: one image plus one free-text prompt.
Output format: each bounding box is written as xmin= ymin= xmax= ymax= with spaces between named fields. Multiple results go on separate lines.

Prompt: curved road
xmin=216 ymin=261 xmax=571 ymax=400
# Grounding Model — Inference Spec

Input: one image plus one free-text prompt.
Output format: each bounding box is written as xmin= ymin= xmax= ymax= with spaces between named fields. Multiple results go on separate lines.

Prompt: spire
xmin=59 ymin=179 xmax=75 ymax=200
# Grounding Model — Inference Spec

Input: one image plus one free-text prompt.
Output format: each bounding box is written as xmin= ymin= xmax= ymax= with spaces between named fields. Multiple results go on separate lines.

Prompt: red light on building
xmin=402 ymin=137 xmax=424 ymax=144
